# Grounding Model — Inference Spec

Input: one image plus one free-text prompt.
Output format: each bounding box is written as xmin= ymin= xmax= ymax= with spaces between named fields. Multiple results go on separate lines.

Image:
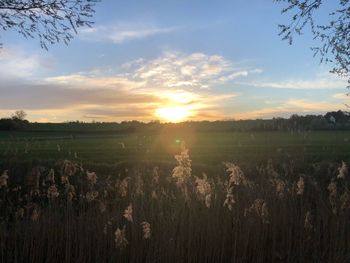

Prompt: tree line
xmin=1 ymin=110 xmax=350 ymax=132
xmin=0 ymin=110 xmax=29 ymax=131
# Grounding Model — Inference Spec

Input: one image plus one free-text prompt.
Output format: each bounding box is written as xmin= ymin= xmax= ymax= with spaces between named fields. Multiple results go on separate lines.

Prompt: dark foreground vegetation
xmin=1 ymin=146 xmax=350 ymax=262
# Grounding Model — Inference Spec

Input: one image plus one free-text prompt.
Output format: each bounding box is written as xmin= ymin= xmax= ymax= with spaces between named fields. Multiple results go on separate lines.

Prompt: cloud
xmin=45 ymin=51 xmax=251 ymax=91
xmin=45 ymin=74 xmax=143 ymax=91
xmin=0 ymin=51 xmax=245 ymax=122
xmin=333 ymin=93 xmax=350 ymax=100
xmin=233 ymin=99 xmax=344 ymax=120
xmin=80 ymin=24 xmax=177 ymax=44
xmin=132 ymin=51 xmax=253 ymax=90
xmin=0 ymin=48 xmax=54 ymax=78
xmin=238 ymin=75 xmax=347 ymax=90
xmin=0 ymin=82 xmax=160 ymax=110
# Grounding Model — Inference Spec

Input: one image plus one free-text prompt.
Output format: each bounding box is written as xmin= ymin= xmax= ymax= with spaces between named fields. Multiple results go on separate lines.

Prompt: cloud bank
xmin=0 ymin=50 xmax=244 ymax=121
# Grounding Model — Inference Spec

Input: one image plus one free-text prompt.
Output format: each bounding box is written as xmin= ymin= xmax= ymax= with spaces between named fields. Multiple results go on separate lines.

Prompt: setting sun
xmin=155 ymin=106 xmax=192 ymax=122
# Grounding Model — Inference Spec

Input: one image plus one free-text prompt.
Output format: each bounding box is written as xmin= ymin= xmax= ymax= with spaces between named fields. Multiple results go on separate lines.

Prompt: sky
xmin=0 ymin=0 xmax=349 ymax=123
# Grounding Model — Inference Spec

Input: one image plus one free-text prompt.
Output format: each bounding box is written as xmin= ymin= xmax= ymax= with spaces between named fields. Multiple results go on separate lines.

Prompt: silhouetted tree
xmin=325 ymin=110 xmax=350 ymax=128
xmin=276 ymin=0 xmax=350 ymax=83
xmin=12 ymin=110 xmax=26 ymax=121
xmin=0 ymin=0 xmax=100 ymax=49
xmin=0 ymin=110 xmax=29 ymax=130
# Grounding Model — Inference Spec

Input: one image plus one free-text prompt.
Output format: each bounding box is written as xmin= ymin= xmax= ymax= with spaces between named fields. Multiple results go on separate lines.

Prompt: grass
xmin=1 ymin=130 xmax=350 ymax=165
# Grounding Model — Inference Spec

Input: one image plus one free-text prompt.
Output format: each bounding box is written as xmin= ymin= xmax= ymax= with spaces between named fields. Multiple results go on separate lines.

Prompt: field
xmin=1 ymin=130 xmax=350 ymax=165
xmin=1 ymin=129 xmax=350 ymax=262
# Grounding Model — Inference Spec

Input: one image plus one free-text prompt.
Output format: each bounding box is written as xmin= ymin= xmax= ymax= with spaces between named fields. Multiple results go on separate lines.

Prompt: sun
xmin=155 ymin=106 xmax=192 ymax=122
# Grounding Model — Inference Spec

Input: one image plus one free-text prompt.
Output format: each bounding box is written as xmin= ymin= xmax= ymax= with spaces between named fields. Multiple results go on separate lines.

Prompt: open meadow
xmin=1 ymin=129 xmax=350 ymax=165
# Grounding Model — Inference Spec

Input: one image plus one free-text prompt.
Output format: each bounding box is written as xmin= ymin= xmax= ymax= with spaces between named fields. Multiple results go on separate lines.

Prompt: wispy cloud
xmin=333 ymin=92 xmax=350 ymax=100
xmin=80 ymin=24 xmax=178 ymax=44
xmin=233 ymin=99 xmax=344 ymax=120
xmin=238 ymin=75 xmax=347 ymax=90
xmin=132 ymin=51 xmax=256 ymax=90
xmin=0 ymin=48 xmax=54 ymax=78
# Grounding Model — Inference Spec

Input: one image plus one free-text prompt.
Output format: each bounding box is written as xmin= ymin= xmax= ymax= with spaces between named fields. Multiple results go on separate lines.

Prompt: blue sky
xmin=0 ymin=0 xmax=348 ymax=122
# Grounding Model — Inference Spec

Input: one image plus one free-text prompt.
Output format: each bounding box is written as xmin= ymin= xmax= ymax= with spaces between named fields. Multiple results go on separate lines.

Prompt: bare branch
xmin=276 ymin=0 xmax=350 ymax=86
xmin=0 ymin=0 xmax=100 ymax=49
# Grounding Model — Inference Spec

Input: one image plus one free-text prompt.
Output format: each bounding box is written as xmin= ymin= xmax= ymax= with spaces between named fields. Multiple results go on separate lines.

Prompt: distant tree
xmin=11 ymin=110 xmax=27 ymax=121
xmin=0 ymin=110 xmax=29 ymax=130
xmin=0 ymin=0 xmax=100 ymax=49
xmin=310 ymin=115 xmax=329 ymax=129
xmin=276 ymin=0 xmax=350 ymax=84
xmin=324 ymin=110 xmax=350 ymax=128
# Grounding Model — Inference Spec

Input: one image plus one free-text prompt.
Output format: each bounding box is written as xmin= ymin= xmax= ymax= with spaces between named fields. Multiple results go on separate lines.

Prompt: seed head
xmin=117 ymin=178 xmax=129 ymax=197
xmin=304 ymin=211 xmax=313 ymax=231
xmin=224 ymin=162 xmax=252 ymax=187
xmin=0 ymin=170 xmax=9 ymax=188
xmin=327 ymin=181 xmax=337 ymax=198
xmin=172 ymin=145 xmax=192 ymax=186
xmin=296 ymin=176 xmax=305 ymax=195
xmin=86 ymin=190 xmax=99 ymax=202
xmin=31 ymin=208 xmax=40 ymax=222
xmin=223 ymin=187 xmax=235 ymax=211
xmin=140 ymin=221 xmax=151 ymax=239
xmin=61 ymin=160 xmax=77 ymax=177
xmin=46 ymin=169 xmax=55 ymax=183
xmin=115 ymin=226 xmax=128 ymax=249
xmin=337 ymin=161 xmax=348 ymax=179
xmin=86 ymin=171 xmax=97 ymax=185
xmin=247 ymin=198 xmax=270 ymax=224
xmin=123 ymin=204 xmax=133 ymax=222
xmin=47 ymin=184 xmax=60 ymax=199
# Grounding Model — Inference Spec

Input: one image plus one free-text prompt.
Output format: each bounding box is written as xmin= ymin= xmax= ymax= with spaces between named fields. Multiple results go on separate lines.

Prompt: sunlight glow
xmin=155 ymin=106 xmax=192 ymax=122
xmin=162 ymin=90 xmax=197 ymax=104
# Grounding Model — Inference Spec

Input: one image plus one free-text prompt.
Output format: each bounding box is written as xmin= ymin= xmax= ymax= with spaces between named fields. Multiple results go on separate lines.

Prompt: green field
xmin=1 ymin=130 xmax=350 ymax=165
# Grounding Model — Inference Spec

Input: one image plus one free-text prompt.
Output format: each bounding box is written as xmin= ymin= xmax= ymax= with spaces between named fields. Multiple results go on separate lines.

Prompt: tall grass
xmin=1 ymin=147 xmax=350 ymax=262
